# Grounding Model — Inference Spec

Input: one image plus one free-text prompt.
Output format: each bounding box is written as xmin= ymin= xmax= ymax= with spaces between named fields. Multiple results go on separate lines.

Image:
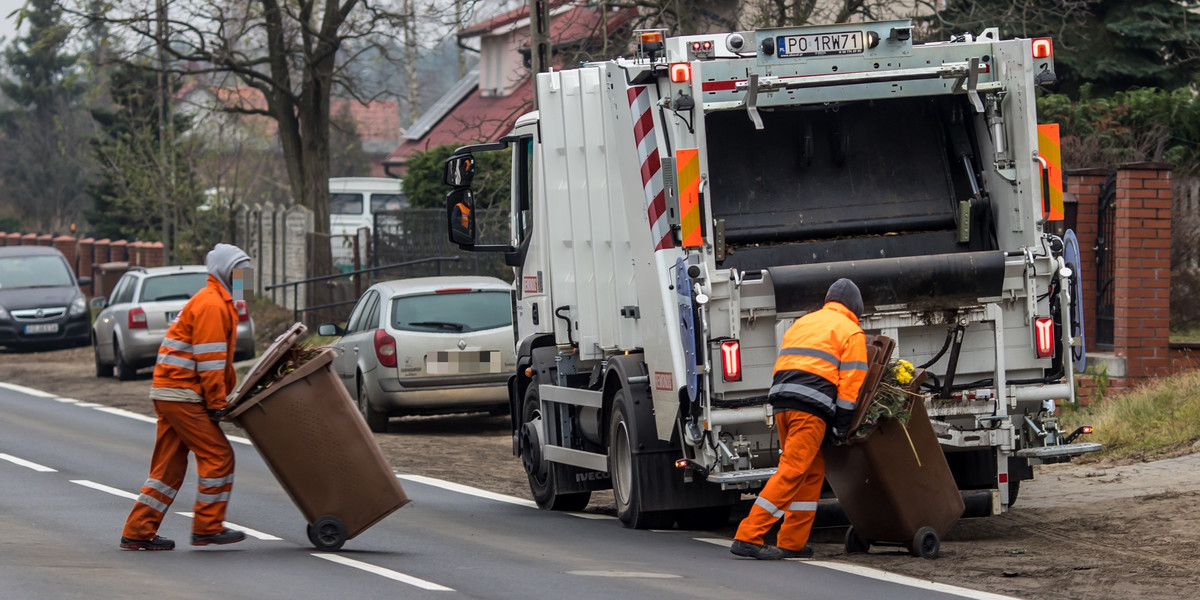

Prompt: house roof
xmin=458 ymin=0 xmax=573 ymax=38
xmin=185 ymin=85 xmax=402 ymax=145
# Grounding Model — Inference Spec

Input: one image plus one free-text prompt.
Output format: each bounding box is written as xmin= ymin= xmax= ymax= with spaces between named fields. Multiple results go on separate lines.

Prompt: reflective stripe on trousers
xmin=733 ymin=411 xmax=826 ymax=551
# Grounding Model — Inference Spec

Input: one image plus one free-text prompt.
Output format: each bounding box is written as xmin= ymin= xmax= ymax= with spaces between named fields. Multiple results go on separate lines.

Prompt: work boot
xmin=730 ymin=539 xmax=785 ymax=560
xmin=778 ymin=545 xmax=814 ymax=559
xmin=191 ymin=528 xmax=245 ymax=546
xmin=120 ymin=535 xmax=175 ymax=551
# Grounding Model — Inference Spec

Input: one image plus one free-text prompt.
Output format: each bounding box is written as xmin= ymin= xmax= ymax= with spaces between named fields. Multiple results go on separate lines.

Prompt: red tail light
xmin=1032 ymin=38 xmax=1053 ymax=59
xmin=720 ymin=340 xmax=742 ymax=382
xmin=670 ymin=62 xmax=692 ymax=83
xmin=128 ymin=307 xmax=147 ymax=329
xmin=435 ymin=288 xmax=471 ymax=294
xmin=234 ymin=300 xmax=249 ymax=323
xmin=374 ymin=329 xmax=397 ymax=367
xmin=1034 ymin=316 xmax=1055 ymax=358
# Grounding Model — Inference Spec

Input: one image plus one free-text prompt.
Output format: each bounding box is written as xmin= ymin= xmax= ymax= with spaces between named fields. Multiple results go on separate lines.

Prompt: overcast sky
xmin=1 ymin=0 xmax=24 ymax=48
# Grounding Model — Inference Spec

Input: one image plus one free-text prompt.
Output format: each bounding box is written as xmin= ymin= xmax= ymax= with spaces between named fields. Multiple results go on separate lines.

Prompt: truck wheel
xmin=521 ymin=383 xmax=591 ymax=511
xmin=1007 ymin=480 xmax=1020 ymax=507
xmin=357 ymin=377 xmax=388 ymax=433
xmin=673 ymin=505 xmax=733 ymax=531
xmin=610 ymin=390 xmax=675 ymax=529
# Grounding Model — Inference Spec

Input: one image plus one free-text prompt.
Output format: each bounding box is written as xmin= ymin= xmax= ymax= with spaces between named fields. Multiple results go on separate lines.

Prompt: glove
xmin=208 ymin=408 xmax=225 ymax=422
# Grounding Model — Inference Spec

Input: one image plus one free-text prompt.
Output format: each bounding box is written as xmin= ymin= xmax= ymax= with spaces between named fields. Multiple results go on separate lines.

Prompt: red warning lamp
xmin=720 ymin=340 xmax=742 ymax=381
xmin=1032 ymin=38 xmax=1053 ymax=59
xmin=669 ymin=62 xmax=692 ymax=83
xmin=1034 ymin=316 xmax=1055 ymax=358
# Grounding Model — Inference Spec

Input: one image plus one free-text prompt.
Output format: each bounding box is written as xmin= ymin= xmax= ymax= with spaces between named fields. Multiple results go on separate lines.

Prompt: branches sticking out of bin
xmin=854 ymin=360 xmax=920 ymax=439
xmin=243 ymin=344 xmax=325 ymax=402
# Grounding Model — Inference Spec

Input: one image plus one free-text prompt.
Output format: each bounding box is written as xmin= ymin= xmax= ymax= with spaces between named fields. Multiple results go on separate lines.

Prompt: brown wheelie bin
xmin=823 ymin=335 xmax=964 ymax=559
xmin=224 ymin=323 xmax=409 ymax=551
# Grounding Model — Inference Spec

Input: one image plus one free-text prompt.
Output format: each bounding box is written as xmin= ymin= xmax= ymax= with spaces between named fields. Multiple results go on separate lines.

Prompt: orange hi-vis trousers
xmin=122 ymin=401 xmax=235 ymax=540
xmin=734 ymin=410 xmax=826 ymax=551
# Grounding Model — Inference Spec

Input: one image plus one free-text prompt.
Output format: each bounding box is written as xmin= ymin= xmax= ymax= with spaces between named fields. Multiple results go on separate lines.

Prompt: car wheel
xmin=114 ymin=337 xmax=136 ymax=381
xmin=357 ymin=376 xmax=388 ymax=433
xmin=94 ymin=337 xmax=113 ymax=378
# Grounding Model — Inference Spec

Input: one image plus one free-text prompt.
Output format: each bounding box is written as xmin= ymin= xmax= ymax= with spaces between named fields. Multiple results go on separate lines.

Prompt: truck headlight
xmin=69 ymin=296 xmax=87 ymax=317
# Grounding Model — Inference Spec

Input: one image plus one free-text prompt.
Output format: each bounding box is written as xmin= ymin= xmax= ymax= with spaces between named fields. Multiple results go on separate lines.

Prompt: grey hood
xmin=825 ymin=278 xmax=863 ymax=318
xmin=206 ymin=243 xmax=250 ymax=293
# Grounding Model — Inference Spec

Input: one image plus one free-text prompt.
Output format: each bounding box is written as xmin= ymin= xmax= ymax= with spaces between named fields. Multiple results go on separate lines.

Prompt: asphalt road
xmin=0 ymin=382 xmax=1017 ymax=600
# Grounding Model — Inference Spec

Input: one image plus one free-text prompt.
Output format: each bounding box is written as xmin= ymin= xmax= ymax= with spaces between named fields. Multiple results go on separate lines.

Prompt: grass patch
xmin=1061 ymin=369 xmax=1200 ymax=460
xmin=1169 ymin=324 xmax=1200 ymax=344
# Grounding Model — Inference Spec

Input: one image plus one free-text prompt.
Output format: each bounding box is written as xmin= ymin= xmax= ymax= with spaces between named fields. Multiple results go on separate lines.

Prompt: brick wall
xmin=0 ymin=231 xmax=164 ymax=296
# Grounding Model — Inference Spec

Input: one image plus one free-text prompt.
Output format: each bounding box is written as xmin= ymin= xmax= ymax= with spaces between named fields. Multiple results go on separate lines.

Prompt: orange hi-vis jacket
xmin=769 ymin=301 xmax=868 ymax=427
xmin=151 ymin=276 xmax=239 ymax=411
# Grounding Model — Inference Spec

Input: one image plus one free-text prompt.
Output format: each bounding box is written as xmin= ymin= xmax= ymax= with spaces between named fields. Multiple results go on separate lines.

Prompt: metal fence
xmin=372 ymin=208 xmax=511 ymax=281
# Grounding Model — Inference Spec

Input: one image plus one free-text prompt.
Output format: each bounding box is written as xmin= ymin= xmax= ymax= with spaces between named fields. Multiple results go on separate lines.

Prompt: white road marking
xmin=0 ymin=453 xmax=57 ymax=472
xmin=566 ymin=511 xmax=617 ymax=520
xmin=312 ymin=553 xmax=454 ymax=591
xmin=176 ymin=512 xmax=282 ymax=541
xmin=74 ymin=402 xmax=102 ymax=408
xmin=696 ymin=538 xmax=1018 ymax=600
xmin=92 ymin=406 xmax=159 ymax=424
xmin=396 ymin=474 xmax=537 ymax=508
xmin=71 ymin=479 xmax=139 ymax=500
xmin=54 ymin=397 xmax=80 ymax=403
xmin=0 ymin=382 xmax=57 ymax=397
xmin=567 ymin=571 xmax=681 ymax=579
xmin=808 ymin=561 xmax=1024 ymax=600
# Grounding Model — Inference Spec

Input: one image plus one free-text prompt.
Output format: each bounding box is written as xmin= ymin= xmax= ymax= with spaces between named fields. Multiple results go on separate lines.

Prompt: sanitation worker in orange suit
xmin=120 ymin=244 xmax=250 ymax=550
xmin=731 ymin=278 xmax=868 ymax=560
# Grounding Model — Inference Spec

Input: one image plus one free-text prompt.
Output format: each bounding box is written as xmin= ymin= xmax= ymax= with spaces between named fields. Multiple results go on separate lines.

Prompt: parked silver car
xmin=92 ymin=265 xmax=256 ymax=380
xmin=320 ymin=276 xmax=515 ymax=432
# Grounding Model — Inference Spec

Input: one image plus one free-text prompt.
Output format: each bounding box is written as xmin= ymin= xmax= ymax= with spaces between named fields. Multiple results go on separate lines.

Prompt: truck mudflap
xmin=766 ymin=251 xmax=1006 ymax=313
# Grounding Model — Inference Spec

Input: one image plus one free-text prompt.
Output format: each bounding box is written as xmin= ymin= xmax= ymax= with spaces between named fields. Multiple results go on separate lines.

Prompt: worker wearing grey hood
xmin=824 ymin=277 xmax=864 ymax=318
xmin=206 ymin=243 xmax=250 ymax=293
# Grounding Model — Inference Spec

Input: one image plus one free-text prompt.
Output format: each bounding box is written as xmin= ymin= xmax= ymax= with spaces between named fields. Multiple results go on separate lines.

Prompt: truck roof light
xmin=1032 ymin=38 xmax=1053 ymax=59
xmin=670 ymin=62 xmax=692 ymax=83
xmin=720 ymin=340 xmax=742 ymax=381
xmin=1034 ymin=316 xmax=1055 ymax=358
xmin=640 ymin=31 xmax=663 ymax=45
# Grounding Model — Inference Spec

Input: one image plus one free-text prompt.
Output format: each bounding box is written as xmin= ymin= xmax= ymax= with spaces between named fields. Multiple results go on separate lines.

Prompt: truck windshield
xmin=0 ymin=255 xmax=75 ymax=289
xmin=391 ymin=290 xmax=512 ymax=333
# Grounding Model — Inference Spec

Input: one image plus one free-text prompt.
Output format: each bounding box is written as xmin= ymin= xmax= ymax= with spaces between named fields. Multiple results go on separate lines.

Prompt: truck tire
xmin=521 ymin=382 xmax=591 ymax=511
xmin=610 ymin=390 xmax=675 ymax=529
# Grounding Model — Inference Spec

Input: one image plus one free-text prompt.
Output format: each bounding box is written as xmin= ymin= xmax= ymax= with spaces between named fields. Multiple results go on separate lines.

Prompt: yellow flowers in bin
xmin=852 ymin=359 xmax=919 ymax=439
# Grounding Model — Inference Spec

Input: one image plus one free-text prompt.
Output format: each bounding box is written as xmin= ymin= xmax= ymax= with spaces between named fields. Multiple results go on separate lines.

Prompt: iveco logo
xmin=35 ymin=309 xmax=45 ymax=318
xmin=457 ymin=339 xmax=467 ymax=350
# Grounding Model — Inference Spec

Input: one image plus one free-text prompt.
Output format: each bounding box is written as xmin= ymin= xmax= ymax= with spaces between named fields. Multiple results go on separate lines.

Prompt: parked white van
xmin=330 ymin=177 xmax=407 ymax=268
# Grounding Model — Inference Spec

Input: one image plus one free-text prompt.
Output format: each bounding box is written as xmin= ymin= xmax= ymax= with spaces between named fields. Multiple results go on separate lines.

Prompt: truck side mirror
xmin=444 ymin=153 xmax=475 ymax=187
xmin=447 ymin=187 xmax=477 ymax=247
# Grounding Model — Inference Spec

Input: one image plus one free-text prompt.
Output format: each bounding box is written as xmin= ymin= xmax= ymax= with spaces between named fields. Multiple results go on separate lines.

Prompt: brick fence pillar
xmin=52 ymin=235 xmax=78 ymax=273
xmin=93 ymin=239 xmax=112 ymax=265
xmin=78 ymin=238 xmax=95 ymax=296
xmin=5 ymin=232 xmax=20 ymax=246
xmin=21 ymin=233 xmax=37 ymax=246
xmin=128 ymin=241 xmax=144 ymax=267
xmin=110 ymin=239 xmax=128 ymax=262
xmin=36 ymin=233 xmax=53 ymax=247
xmin=1113 ymin=163 xmax=1174 ymax=383
xmin=0 ymin=232 xmax=6 ymax=246
xmin=146 ymin=242 xmax=165 ymax=267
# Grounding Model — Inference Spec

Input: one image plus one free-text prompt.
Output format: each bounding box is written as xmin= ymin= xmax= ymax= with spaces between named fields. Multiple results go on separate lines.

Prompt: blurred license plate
xmin=777 ymin=30 xmax=864 ymax=58
xmin=426 ymin=350 xmax=501 ymax=375
xmin=24 ymin=323 xmax=59 ymax=334
xmin=166 ymin=311 xmax=179 ymax=322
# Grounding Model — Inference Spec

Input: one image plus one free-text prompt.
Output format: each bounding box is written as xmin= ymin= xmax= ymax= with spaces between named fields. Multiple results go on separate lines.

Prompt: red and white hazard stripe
xmin=627 ymin=86 xmax=673 ymax=252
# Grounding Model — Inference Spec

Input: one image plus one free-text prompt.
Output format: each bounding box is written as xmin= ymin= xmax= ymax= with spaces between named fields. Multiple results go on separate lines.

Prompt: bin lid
xmin=226 ymin=322 xmax=308 ymax=407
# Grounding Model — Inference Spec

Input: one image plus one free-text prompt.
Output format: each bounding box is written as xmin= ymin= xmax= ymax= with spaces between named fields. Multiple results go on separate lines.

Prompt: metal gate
xmin=1094 ymin=171 xmax=1117 ymax=348
xmin=372 ymin=209 xmax=511 ymax=281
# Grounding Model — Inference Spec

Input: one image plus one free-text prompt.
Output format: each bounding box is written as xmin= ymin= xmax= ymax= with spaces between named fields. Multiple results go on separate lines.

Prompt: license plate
xmin=777 ymin=31 xmax=864 ymax=58
xmin=166 ymin=311 xmax=179 ymax=322
xmin=24 ymin=323 xmax=59 ymax=335
xmin=425 ymin=350 xmax=501 ymax=375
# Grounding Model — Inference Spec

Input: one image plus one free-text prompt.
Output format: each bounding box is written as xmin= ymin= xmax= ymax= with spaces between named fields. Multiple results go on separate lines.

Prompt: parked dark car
xmin=0 ymin=246 xmax=93 ymax=350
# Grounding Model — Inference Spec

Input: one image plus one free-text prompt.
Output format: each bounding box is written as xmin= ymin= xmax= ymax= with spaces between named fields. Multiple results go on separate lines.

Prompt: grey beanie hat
xmin=825 ymin=278 xmax=864 ymax=318
xmin=206 ymin=243 xmax=250 ymax=292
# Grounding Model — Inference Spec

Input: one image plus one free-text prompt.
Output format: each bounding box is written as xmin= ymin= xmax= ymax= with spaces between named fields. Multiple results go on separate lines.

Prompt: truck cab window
xmin=515 ymin=136 xmax=534 ymax=244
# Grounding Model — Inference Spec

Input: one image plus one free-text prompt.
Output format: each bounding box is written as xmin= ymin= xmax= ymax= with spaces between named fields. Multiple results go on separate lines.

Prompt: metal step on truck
xmin=442 ymin=20 xmax=1100 ymax=529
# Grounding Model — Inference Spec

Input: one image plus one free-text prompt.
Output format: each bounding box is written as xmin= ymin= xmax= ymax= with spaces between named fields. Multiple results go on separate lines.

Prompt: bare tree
xmin=70 ymin=0 xmax=408 ymax=281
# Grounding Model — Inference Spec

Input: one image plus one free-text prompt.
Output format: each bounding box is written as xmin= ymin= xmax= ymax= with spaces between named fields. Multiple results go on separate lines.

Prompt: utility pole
xmin=528 ymin=0 xmax=551 ymax=109
xmin=156 ymin=0 xmax=172 ymax=264
xmin=455 ymin=0 xmax=466 ymax=79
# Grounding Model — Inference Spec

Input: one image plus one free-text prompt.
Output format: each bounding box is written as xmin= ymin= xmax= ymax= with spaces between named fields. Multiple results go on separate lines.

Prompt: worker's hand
xmin=208 ymin=408 xmax=225 ymax=423
xmin=830 ymin=426 xmax=848 ymax=445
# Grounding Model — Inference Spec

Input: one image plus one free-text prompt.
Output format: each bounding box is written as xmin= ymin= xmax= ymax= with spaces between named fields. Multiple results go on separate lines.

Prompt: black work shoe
xmin=730 ymin=539 xmax=785 ymax=560
xmin=120 ymin=535 xmax=175 ymax=551
xmin=191 ymin=528 xmax=245 ymax=546
xmin=778 ymin=545 xmax=814 ymax=559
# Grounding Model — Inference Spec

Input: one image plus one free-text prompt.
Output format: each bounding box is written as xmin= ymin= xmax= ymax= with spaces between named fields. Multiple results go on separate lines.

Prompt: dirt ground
xmin=3 ymin=344 xmax=1199 ymax=600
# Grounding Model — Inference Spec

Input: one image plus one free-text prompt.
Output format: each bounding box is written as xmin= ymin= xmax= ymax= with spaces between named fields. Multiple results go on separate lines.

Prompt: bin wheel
xmin=307 ymin=516 xmax=347 ymax=551
xmin=910 ymin=526 xmax=940 ymax=559
xmin=844 ymin=526 xmax=871 ymax=554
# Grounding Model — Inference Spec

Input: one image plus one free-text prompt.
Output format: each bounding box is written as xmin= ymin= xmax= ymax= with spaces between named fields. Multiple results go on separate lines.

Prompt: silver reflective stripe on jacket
xmin=769 ymin=382 xmax=835 ymax=412
xmin=160 ymin=337 xmax=191 ymax=352
xmin=192 ymin=342 xmax=228 ymax=354
xmin=196 ymin=360 xmax=225 ymax=372
xmin=156 ymin=354 xmax=196 ymax=370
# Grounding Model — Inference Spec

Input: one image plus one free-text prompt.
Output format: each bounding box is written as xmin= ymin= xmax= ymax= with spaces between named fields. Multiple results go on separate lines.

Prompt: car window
xmin=346 ymin=290 xmax=379 ymax=334
xmin=391 ymin=290 xmax=512 ymax=333
xmin=115 ymin=276 xmax=137 ymax=304
xmin=360 ymin=292 xmax=381 ymax=332
xmin=370 ymin=193 xmax=407 ymax=213
xmin=139 ymin=273 xmax=208 ymax=302
xmin=0 ymin=255 xmax=74 ymax=290
xmin=108 ymin=275 xmax=131 ymax=305
xmin=331 ymin=193 xmax=364 ymax=215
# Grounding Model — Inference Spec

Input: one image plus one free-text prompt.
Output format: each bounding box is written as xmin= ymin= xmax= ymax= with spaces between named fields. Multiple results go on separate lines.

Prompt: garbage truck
xmin=443 ymin=20 xmax=1099 ymax=529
